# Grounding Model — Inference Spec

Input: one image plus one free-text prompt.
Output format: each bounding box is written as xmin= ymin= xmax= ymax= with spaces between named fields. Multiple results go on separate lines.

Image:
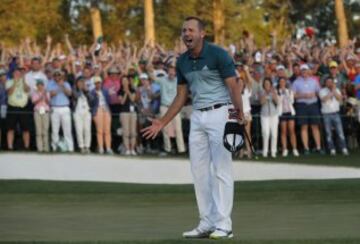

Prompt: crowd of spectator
xmin=0 ymin=32 xmax=360 ymax=158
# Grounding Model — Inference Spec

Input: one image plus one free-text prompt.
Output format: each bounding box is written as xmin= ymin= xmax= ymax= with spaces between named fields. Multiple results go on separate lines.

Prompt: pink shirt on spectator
xmin=31 ymin=91 xmax=50 ymax=112
xmin=103 ymin=77 xmax=121 ymax=105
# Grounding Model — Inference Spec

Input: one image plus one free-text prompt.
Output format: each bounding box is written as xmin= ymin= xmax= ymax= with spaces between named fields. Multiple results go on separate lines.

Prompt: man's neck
xmin=189 ymin=41 xmax=204 ymax=58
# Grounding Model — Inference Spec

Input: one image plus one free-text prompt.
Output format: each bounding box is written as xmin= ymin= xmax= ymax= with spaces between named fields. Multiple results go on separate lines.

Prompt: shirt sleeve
xmin=217 ymin=49 xmax=236 ymax=80
xmin=176 ymin=58 xmax=188 ymax=85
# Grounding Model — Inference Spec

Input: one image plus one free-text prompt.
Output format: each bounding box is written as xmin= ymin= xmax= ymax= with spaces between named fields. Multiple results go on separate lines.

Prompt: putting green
xmin=0 ymin=179 xmax=360 ymax=243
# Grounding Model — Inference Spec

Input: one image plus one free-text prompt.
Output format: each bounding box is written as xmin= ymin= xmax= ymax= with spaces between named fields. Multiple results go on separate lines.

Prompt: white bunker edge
xmin=0 ymin=153 xmax=360 ymax=184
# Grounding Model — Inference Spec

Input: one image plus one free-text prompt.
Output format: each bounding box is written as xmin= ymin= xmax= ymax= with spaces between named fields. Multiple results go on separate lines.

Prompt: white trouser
xmin=261 ymin=115 xmax=279 ymax=156
xmin=160 ymin=105 xmax=185 ymax=153
xmin=189 ymin=105 xmax=233 ymax=231
xmin=51 ymin=107 xmax=74 ymax=151
xmin=73 ymin=110 xmax=92 ymax=149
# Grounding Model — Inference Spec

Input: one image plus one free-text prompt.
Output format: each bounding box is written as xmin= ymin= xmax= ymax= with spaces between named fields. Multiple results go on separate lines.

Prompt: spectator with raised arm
xmin=319 ymin=77 xmax=349 ymax=156
xmin=5 ymin=67 xmax=31 ymax=150
xmin=47 ymin=69 xmax=74 ymax=152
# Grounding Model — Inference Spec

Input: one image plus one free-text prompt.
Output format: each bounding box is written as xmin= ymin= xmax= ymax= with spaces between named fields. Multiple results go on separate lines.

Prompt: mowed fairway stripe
xmin=0 ymin=179 xmax=360 ymax=243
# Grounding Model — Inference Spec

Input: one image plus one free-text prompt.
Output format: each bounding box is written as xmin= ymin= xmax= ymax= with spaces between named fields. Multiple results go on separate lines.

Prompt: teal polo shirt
xmin=176 ymin=41 xmax=236 ymax=110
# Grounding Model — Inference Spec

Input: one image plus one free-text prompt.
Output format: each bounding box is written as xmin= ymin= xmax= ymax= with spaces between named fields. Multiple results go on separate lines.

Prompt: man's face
xmin=181 ymin=19 xmax=205 ymax=51
xmin=0 ymin=74 xmax=6 ymax=83
xmin=293 ymin=65 xmax=301 ymax=75
xmin=301 ymin=69 xmax=309 ymax=78
xmin=54 ymin=73 xmax=62 ymax=82
xmin=13 ymin=70 xmax=22 ymax=80
xmin=32 ymin=60 xmax=41 ymax=71
xmin=330 ymin=67 xmax=338 ymax=75
xmin=83 ymin=68 xmax=92 ymax=78
xmin=325 ymin=79 xmax=334 ymax=89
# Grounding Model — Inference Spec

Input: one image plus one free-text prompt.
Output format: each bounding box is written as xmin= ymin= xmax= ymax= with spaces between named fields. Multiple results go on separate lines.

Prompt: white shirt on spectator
xmin=25 ymin=70 xmax=48 ymax=92
xmin=242 ymin=87 xmax=252 ymax=114
xmin=319 ymin=87 xmax=341 ymax=114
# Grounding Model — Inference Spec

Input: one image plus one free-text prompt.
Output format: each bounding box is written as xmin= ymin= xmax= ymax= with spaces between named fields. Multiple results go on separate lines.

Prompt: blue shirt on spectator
xmin=355 ymin=74 xmax=360 ymax=99
xmin=47 ymin=80 xmax=71 ymax=107
xmin=292 ymin=76 xmax=320 ymax=104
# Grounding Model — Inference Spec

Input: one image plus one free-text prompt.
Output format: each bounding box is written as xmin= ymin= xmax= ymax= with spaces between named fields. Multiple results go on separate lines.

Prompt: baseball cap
xmin=329 ymin=61 xmax=338 ymax=68
xmin=52 ymin=69 xmax=64 ymax=75
xmin=139 ymin=73 xmax=149 ymax=80
xmin=36 ymin=79 xmax=45 ymax=85
xmin=93 ymin=76 xmax=102 ymax=84
xmin=356 ymin=48 xmax=360 ymax=54
xmin=235 ymin=61 xmax=243 ymax=67
xmin=108 ymin=66 xmax=120 ymax=74
xmin=0 ymin=68 xmax=7 ymax=76
xmin=355 ymin=62 xmax=360 ymax=68
xmin=300 ymin=64 xmax=310 ymax=70
xmin=346 ymin=55 xmax=355 ymax=61
xmin=276 ymin=65 xmax=286 ymax=71
xmin=223 ymin=121 xmax=246 ymax=153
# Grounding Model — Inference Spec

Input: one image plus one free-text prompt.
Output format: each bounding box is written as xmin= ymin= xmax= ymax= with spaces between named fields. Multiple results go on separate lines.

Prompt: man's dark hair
xmin=185 ymin=16 xmax=205 ymax=30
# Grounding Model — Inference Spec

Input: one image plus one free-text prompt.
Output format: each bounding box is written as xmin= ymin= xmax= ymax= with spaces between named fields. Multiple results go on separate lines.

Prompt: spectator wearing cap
xmin=118 ymin=76 xmax=138 ymax=155
xmin=289 ymin=63 xmax=301 ymax=83
xmin=292 ymin=64 xmax=323 ymax=155
xmin=321 ymin=61 xmax=348 ymax=89
xmin=277 ymin=77 xmax=299 ymax=157
xmin=47 ymin=69 xmax=74 ymax=152
xmin=154 ymin=65 xmax=186 ymax=154
xmin=25 ymin=57 xmax=47 ymax=92
xmin=103 ymin=66 xmax=122 ymax=115
xmin=0 ymin=68 xmax=8 ymax=148
xmin=319 ymin=76 xmax=349 ymax=156
xmin=89 ymin=76 xmax=113 ymax=154
xmin=31 ymin=79 xmax=50 ymax=152
xmin=5 ymin=67 xmax=31 ymax=150
xmin=260 ymin=77 xmax=279 ymax=158
xmin=72 ymin=76 xmax=92 ymax=153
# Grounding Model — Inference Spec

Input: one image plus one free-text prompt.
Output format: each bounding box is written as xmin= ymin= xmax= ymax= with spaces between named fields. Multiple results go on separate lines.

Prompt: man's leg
xmin=310 ymin=124 xmax=321 ymax=150
xmin=261 ymin=116 xmax=270 ymax=157
xmin=189 ymin=110 xmax=214 ymax=231
xmin=206 ymin=106 xmax=233 ymax=231
xmin=61 ymin=108 xmax=74 ymax=152
xmin=323 ymin=114 xmax=334 ymax=151
xmin=333 ymin=113 xmax=347 ymax=150
xmin=51 ymin=109 xmax=61 ymax=151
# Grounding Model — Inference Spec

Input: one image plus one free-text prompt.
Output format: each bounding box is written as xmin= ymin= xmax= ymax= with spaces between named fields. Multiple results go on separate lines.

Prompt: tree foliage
xmin=0 ymin=0 xmax=359 ymax=48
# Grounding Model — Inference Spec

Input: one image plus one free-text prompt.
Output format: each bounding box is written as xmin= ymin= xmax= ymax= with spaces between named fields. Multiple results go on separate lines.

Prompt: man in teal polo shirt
xmin=142 ymin=16 xmax=244 ymax=239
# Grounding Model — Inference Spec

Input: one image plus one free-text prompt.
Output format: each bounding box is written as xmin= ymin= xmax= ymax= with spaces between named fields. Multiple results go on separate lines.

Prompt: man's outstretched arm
xmin=141 ymin=84 xmax=188 ymax=139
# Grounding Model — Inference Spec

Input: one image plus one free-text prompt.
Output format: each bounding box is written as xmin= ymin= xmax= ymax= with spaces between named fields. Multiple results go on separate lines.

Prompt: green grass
xmin=1 ymin=179 xmax=360 ymax=243
xmin=234 ymin=149 xmax=360 ymax=168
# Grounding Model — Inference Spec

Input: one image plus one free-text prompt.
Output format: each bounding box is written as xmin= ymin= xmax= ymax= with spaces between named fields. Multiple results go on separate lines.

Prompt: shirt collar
xmin=188 ymin=41 xmax=208 ymax=60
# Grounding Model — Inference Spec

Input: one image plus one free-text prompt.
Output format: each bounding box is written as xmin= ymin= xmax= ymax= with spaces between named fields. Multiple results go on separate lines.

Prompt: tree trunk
xmin=144 ymin=0 xmax=155 ymax=47
xmin=335 ymin=0 xmax=349 ymax=48
xmin=213 ymin=0 xmax=225 ymax=45
xmin=90 ymin=1 xmax=103 ymax=42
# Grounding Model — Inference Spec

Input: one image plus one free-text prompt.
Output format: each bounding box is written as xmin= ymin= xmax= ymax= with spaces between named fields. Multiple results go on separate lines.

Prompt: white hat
xmin=300 ymin=64 xmax=310 ymax=70
xmin=139 ymin=73 xmax=149 ymax=80
xmin=276 ymin=65 xmax=286 ymax=71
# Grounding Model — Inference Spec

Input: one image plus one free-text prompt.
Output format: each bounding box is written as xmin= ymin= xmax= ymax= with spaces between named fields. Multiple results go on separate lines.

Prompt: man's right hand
xmin=141 ymin=118 xmax=165 ymax=140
